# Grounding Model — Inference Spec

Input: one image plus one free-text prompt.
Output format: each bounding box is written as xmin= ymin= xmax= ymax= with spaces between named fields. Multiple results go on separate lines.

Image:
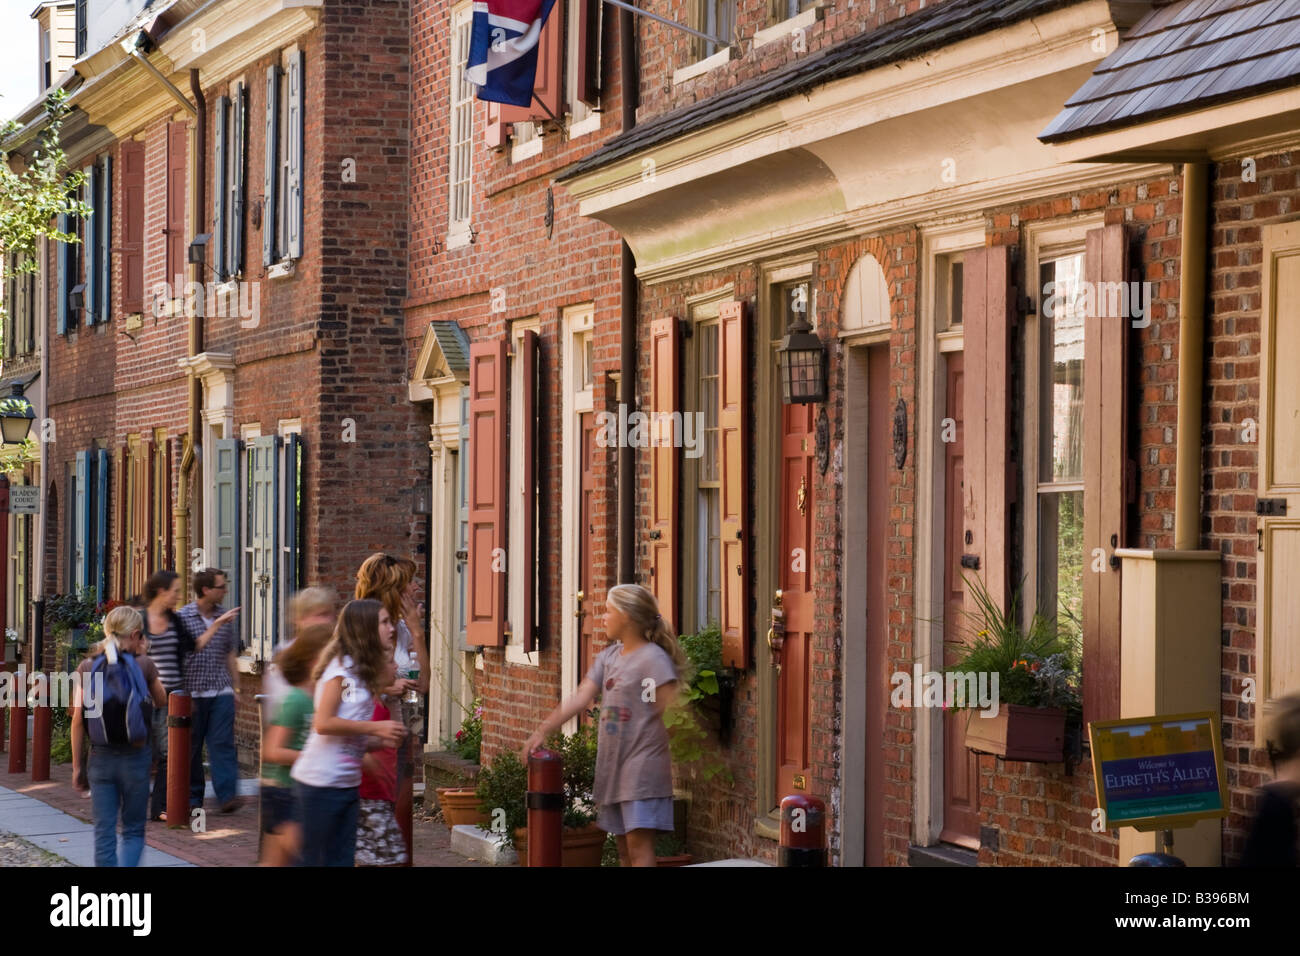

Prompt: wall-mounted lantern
xmin=778 ymin=312 xmax=827 ymax=404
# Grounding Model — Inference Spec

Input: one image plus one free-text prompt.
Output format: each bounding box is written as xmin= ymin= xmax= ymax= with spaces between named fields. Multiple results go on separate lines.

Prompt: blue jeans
xmin=295 ymin=783 xmax=360 ymax=867
xmin=149 ymin=707 xmax=170 ymax=819
xmin=89 ymin=744 xmax=152 ymax=867
xmin=189 ymin=693 xmax=238 ymax=807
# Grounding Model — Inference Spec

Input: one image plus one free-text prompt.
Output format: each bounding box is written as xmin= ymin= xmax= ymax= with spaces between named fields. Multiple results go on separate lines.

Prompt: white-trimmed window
xmin=694 ymin=0 xmax=736 ymax=60
xmin=682 ymin=295 xmax=726 ymax=634
xmin=263 ymin=47 xmax=304 ymax=269
xmin=506 ymin=318 xmax=541 ymax=665
xmin=449 ymin=4 xmax=475 ymax=244
xmin=566 ymin=0 xmax=598 ymax=136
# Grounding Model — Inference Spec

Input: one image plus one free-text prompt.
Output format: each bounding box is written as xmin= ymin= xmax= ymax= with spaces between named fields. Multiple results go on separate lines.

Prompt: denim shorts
xmin=596 ymin=797 xmax=674 ymax=835
xmin=261 ymin=785 xmax=297 ymax=834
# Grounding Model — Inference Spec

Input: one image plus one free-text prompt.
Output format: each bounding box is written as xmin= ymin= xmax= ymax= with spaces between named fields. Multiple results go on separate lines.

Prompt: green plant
xmin=443 ymin=699 xmax=482 ymax=763
xmin=474 ymin=751 xmax=527 ymax=848
xmin=665 ymin=622 xmax=733 ymax=784
xmin=543 ymin=717 xmax=598 ymax=829
xmin=654 ymin=831 xmax=687 ymax=857
xmin=945 ymin=574 xmax=1081 ymax=714
xmin=49 ymin=706 xmax=73 ymax=764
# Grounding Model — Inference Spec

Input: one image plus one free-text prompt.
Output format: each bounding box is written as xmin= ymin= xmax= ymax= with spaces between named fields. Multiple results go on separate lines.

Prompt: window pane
xmin=1038 ymin=490 xmax=1084 ymax=646
xmin=699 ymin=487 xmax=721 ymax=628
xmin=1039 ymin=253 xmax=1085 ymax=483
xmin=699 ymin=322 xmax=719 ymax=482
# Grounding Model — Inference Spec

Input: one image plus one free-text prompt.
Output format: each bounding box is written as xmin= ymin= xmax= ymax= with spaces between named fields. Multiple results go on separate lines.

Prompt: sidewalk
xmin=0 ymin=730 xmax=485 ymax=866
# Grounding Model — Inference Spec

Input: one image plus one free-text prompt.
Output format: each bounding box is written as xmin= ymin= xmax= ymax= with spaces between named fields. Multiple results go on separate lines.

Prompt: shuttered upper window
xmin=264 ymin=52 xmax=304 ymax=268
xmin=449 ymin=5 xmax=475 ymax=239
xmin=213 ymin=83 xmax=249 ymax=281
xmin=4 ymin=252 xmax=37 ymax=357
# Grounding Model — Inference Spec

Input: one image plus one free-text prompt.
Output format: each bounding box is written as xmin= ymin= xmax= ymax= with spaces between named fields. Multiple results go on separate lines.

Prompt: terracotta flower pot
xmin=963 ymin=704 xmax=1066 ymax=762
xmin=435 ymin=787 xmax=489 ymax=829
xmin=513 ymin=823 xmax=606 ymax=867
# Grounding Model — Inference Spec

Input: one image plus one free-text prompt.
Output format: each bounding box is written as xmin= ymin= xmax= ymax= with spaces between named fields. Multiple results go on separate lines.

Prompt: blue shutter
xmin=263 ymin=66 xmax=279 ymax=267
xmin=286 ymin=50 xmax=304 ymax=260
xmin=213 ymin=95 xmax=228 ymax=282
xmin=57 ymin=213 xmax=68 ymax=334
xmin=75 ymin=450 xmax=89 ymax=591
xmin=231 ymin=82 xmax=247 ymax=275
xmin=214 ymin=439 xmax=241 ymax=635
xmin=283 ymin=433 xmax=301 ymax=599
xmin=248 ymin=436 xmax=280 ymax=660
xmin=83 ymin=164 xmax=96 ymax=326
xmin=98 ymin=154 xmax=111 ymax=324
xmin=96 ymin=448 xmax=109 ymax=600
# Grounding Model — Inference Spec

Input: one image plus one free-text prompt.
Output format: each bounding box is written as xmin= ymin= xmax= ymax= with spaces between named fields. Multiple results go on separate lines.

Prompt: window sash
xmin=450 ymin=10 xmax=474 ymax=228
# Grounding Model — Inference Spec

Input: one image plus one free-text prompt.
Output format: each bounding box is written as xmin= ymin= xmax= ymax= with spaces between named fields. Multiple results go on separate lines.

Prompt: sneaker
xmin=220 ymin=797 xmax=245 ymax=813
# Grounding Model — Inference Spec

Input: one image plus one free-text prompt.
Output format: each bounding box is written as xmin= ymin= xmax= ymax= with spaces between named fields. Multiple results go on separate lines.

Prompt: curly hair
xmin=354 ymin=553 xmax=413 ymax=627
xmin=312 ymin=599 xmax=390 ymax=696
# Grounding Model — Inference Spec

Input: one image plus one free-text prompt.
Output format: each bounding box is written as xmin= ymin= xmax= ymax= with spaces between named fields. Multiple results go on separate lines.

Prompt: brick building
xmin=3 ymin=0 xmax=418 ymax=769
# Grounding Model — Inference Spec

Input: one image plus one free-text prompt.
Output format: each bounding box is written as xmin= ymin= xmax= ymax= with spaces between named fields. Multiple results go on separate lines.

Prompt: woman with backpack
xmin=70 ymin=606 xmax=167 ymax=867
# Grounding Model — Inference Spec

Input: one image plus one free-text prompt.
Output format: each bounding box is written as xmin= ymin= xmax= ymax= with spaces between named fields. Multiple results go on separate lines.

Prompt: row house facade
xmin=3 ymin=0 xmax=417 ymax=769
xmin=546 ymin=0 xmax=1298 ymax=866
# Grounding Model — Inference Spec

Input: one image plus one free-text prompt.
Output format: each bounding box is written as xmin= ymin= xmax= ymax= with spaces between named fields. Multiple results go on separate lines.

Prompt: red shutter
xmin=116 ymin=445 xmax=128 ymax=599
xmin=718 ymin=300 xmax=749 ymax=669
xmin=961 ymin=245 xmax=1014 ymax=613
xmin=120 ymin=140 xmax=146 ymax=313
xmin=467 ymin=339 xmax=509 ymax=647
xmin=498 ymin=3 xmax=565 ymax=125
xmin=166 ymin=124 xmax=187 ymax=285
xmin=1083 ymin=224 xmax=1130 ymax=724
xmin=520 ymin=330 xmax=538 ymax=652
xmin=575 ymin=0 xmax=603 ymax=107
xmin=486 ymin=101 xmax=508 ymax=150
xmin=648 ymin=317 xmax=680 ymax=633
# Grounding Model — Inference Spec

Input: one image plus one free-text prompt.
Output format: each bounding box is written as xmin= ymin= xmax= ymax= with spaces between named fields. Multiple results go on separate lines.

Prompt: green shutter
xmin=83 ymin=164 xmax=96 ymax=326
xmin=75 ymin=450 xmax=89 ymax=592
xmin=263 ymin=66 xmax=279 ymax=267
xmin=286 ymin=51 xmax=304 ymax=260
xmin=248 ymin=436 xmax=280 ymax=660
xmin=213 ymin=95 xmax=228 ymax=282
xmin=98 ymin=154 xmax=111 ymax=324
xmin=214 ymin=437 xmax=241 ymax=638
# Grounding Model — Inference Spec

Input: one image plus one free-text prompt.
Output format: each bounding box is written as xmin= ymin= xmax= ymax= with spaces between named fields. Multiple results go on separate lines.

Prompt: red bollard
xmin=8 ymin=665 xmax=27 ymax=773
xmin=779 ymin=793 xmax=828 ymax=867
xmin=31 ymin=672 xmax=51 ymax=781
xmin=0 ymin=660 xmax=8 ymax=753
xmin=166 ymin=691 xmax=192 ymax=828
xmin=526 ymin=748 xmax=563 ymax=868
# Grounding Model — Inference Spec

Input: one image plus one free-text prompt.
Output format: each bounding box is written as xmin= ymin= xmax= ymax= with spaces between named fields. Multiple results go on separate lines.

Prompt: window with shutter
xmin=65 ymin=463 xmax=76 ymax=593
xmin=263 ymin=65 xmax=280 ymax=267
xmin=572 ymin=0 xmax=602 ymax=112
xmin=467 ymin=339 xmax=509 ymax=647
xmin=74 ymin=451 xmax=89 ymax=592
xmin=120 ymin=141 xmax=145 ymax=314
xmin=962 ymin=245 xmax=1014 ymax=613
xmin=718 ymin=300 xmax=750 ymax=669
xmin=166 ymin=124 xmax=187 ymax=286
xmin=57 ymin=213 xmax=69 ymax=334
xmin=519 ymin=329 xmax=538 ymax=652
xmin=230 ymin=83 xmax=247 ymax=276
xmin=450 ymin=7 xmax=477 ymax=223
xmin=282 ymin=433 xmax=302 ymax=603
xmin=115 ymin=445 xmax=128 ymax=599
xmin=285 ymin=51 xmax=304 ymax=261
xmin=213 ymin=95 xmax=228 ymax=281
xmin=649 ymin=316 xmax=681 ymax=634
xmin=98 ymin=154 xmax=111 ymax=324
xmin=83 ymin=163 xmax=97 ymax=327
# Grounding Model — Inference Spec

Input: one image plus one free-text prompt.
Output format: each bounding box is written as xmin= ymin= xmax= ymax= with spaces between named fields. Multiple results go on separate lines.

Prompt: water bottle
xmin=404 ymin=653 xmax=420 ymax=705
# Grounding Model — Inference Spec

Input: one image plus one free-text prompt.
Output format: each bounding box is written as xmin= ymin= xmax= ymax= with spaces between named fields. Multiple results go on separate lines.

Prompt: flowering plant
xmin=446 ymin=699 xmax=482 ymax=763
xmin=4 ymin=627 xmax=18 ymax=643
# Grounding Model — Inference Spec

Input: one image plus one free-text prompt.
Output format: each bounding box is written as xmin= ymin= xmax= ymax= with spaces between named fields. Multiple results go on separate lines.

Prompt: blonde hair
xmin=290 ymin=587 xmax=337 ymax=629
xmin=96 ymin=606 xmax=144 ymax=659
xmin=605 ymin=584 xmax=687 ymax=677
xmin=355 ymin=553 xmax=414 ymax=626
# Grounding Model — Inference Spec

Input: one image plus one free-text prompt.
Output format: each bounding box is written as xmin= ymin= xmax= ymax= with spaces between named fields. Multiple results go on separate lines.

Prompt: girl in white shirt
xmin=290 ymin=599 xmax=404 ymax=867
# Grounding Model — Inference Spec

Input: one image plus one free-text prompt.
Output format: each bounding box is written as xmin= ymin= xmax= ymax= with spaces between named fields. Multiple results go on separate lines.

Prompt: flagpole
xmin=598 ymin=0 xmax=729 ymax=48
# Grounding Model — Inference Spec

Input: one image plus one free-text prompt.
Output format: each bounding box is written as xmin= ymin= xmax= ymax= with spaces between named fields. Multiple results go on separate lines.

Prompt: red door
xmin=940 ymin=351 xmax=980 ymax=847
xmin=777 ymin=403 xmax=814 ymax=801
xmin=577 ymin=412 xmax=596 ymax=721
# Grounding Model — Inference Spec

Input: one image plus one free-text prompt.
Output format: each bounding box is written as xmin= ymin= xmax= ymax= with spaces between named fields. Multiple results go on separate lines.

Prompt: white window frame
xmin=566 ymin=0 xmax=599 ymax=139
xmin=448 ymin=4 xmax=476 ymax=250
xmin=560 ymin=303 xmax=594 ymax=732
xmin=505 ymin=317 xmax=542 ymax=666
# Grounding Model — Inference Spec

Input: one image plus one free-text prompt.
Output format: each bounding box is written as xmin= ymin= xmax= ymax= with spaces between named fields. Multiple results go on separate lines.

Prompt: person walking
xmin=290 ymin=599 xmax=405 ymax=867
xmin=70 ymin=606 xmax=167 ymax=867
xmin=521 ymin=583 xmax=684 ymax=867
xmin=142 ymin=570 xmax=230 ymax=822
xmin=1242 ymin=693 xmax=1300 ymax=867
xmin=177 ymin=568 xmax=242 ymax=813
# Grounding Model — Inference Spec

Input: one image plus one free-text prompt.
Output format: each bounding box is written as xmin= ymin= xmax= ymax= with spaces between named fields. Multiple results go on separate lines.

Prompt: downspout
xmin=616 ymin=7 xmax=638 ymax=583
xmin=1173 ymin=163 xmax=1208 ymax=550
xmin=35 ymin=236 xmax=49 ymax=668
xmin=176 ymin=68 xmax=206 ymax=595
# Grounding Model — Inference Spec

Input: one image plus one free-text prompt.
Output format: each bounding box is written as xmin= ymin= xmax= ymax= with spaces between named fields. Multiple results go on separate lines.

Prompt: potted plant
xmin=433 ymin=700 xmax=486 ymax=825
xmin=946 ymin=575 xmax=1081 ymax=763
xmin=476 ymin=719 xmax=604 ymax=866
xmin=654 ymin=831 xmax=693 ymax=867
xmin=665 ymin=623 xmax=733 ymax=786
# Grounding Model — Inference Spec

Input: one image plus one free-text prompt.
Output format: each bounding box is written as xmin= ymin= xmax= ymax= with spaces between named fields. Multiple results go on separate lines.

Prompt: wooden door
xmin=1257 ymin=222 xmax=1300 ymax=745
xmin=940 ymin=351 xmax=980 ymax=847
xmin=777 ymin=402 xmax=815 ymax=801
xmin=578 ymin=412 xmax=596 ymax=718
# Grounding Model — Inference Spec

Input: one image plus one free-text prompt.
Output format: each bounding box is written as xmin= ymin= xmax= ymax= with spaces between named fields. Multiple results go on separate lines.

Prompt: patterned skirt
xmin=355 ymin=798 xmax=409 ymax=866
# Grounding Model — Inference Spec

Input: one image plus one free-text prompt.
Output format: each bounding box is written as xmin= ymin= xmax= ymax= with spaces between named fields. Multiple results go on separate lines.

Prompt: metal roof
xmin=559 ymin=0 xmax=1081 ymax=182
xmin=1040 ymin=0 xmax=1300 ymax=142
xmin=430 ymin=321 xmax=471 ymax=375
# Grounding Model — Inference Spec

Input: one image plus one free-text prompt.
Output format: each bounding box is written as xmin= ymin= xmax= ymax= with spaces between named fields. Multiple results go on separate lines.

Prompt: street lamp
xmin=0 ymin=383 xmax=36 ymax=445
xmin=778 ymin=311 xmax=827 ymax=404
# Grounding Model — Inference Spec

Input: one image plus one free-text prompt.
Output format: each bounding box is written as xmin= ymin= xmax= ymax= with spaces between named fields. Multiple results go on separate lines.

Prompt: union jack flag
xmin=466 ymin=0 xmax=557 ymax=108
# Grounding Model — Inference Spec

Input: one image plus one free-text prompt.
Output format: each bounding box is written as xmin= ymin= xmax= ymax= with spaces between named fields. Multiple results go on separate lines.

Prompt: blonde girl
xmin=70 ymin=606 xmax=167 ymax=867
xmin=290 ymin=599 xmax=405 ymax=867
xmin=522 ymin=584 xmax=685 ymax=867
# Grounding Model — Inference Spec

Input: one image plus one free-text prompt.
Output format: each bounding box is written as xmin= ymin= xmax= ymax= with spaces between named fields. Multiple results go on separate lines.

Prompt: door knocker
xmin=796 ymin=475 xmax=807 ymax=516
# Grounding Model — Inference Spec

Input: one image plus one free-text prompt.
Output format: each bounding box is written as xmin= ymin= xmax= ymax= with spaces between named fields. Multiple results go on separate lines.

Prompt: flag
xmin=466 ymin=0 xmax=557 ymax=108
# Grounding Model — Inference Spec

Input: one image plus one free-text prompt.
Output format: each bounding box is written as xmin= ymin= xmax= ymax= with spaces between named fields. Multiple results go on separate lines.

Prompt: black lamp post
xmin=778 ymin=312 xmax=828 ymax=404
xmin=0 ymin=383 xmax=36 ymax=445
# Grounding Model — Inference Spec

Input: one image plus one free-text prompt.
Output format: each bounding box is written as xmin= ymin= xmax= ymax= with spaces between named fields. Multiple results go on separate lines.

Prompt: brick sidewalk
xmin=0 ymin=734 xmax=486 ymax=867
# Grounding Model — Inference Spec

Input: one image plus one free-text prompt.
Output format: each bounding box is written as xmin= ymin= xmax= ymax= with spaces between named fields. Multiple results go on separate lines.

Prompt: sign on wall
xmin=1089 ymin=712 xmax=1229 ymax=831
xmin=9 ymin=485 xmax=39 ymax=515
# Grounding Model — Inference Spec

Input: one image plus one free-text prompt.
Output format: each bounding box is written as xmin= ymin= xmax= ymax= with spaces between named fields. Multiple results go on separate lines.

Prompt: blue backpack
xmin=85 ymin=646 xmax=153 ymax=748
